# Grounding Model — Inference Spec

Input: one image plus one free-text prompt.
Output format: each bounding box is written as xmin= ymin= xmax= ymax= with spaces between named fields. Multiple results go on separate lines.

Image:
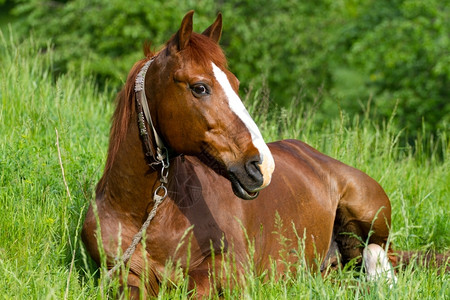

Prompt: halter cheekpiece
xmin=134 ymin=57 xmax=168 ymax=166
xmin=107 ymin=57 xmax=170 ymax=278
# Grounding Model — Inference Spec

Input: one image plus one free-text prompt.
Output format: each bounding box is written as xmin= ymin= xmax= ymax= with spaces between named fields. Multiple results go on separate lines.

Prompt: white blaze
xmin=212 ymin=63 xmax=275 ymax=188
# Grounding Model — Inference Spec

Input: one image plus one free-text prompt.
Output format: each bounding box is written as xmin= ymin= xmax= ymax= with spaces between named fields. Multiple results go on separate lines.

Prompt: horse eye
xmin=190 ymin=83 xmax=210 ymax=98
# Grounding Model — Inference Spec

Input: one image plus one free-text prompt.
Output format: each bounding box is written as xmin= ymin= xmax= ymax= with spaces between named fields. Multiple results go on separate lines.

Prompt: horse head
xmin=145 ymin=11 xmax=275 ymax=200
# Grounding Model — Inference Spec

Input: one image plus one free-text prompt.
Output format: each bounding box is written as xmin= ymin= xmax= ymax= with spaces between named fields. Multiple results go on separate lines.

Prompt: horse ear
xmin=202 ymin=13 xmax=222 ymax=43
xmin=176 ymin=10 xmax=194 ymax=51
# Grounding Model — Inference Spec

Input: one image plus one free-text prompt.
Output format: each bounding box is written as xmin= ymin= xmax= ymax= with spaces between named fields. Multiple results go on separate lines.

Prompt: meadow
xmin=0 ymin=32 xmax=448 ymax=299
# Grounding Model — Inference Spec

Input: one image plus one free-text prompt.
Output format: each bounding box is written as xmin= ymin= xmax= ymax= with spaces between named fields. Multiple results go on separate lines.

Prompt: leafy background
xmin=2 ymin=0 xmax=449 ymax=137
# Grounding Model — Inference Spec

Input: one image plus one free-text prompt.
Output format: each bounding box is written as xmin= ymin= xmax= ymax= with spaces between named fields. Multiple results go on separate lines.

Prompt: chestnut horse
xmin=82 ymin=11 xmax=395 ymax=298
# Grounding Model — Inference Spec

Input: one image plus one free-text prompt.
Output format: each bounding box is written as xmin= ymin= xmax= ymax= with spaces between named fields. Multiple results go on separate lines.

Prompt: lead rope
xmin=107 ymin=153 xmax=169 ymax=278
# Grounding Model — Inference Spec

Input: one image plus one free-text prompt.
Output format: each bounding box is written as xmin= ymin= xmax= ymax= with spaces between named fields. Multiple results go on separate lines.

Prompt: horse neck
xmin=101 ymin=114 xmax=161 ymax=212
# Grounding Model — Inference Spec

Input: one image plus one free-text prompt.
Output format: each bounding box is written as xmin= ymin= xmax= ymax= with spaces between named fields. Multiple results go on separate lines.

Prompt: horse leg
xmin=333 ymin=174 xmax=396 ymax=269
xmin=320 ymin=232 xmax=342 ymax=275
xmin=188 ymin=254 xmax=232 ymax=299
xmin=118 ymin=271 xmax=146 ymax=299
xmin=188 ymin=269 xmax=212 ymax=299
xmin=125 ymin=244 xmax=161 ymax=297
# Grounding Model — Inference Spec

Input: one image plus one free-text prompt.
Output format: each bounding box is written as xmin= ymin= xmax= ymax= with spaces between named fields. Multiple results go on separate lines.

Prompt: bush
xmin=9 ymin=0 xmax=450 ymax=135
xmin=331 ymin=0 xmax=450 ymax=134
xmin=12 ymin=0 xmax=220 ymax=85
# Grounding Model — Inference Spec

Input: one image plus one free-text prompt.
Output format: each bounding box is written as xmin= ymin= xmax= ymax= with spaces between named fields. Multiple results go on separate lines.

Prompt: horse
xmin=82 ymin=11 xmax=396 ymax=298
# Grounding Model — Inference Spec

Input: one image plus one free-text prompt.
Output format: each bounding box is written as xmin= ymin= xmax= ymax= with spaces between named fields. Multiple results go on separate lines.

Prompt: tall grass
xmin=0 ymin=32 xmax=448 ymax=298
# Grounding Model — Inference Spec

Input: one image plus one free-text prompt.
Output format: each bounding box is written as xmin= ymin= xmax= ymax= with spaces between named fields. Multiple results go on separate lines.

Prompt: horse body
xmin=83 ymin=138 xmax=391 ymax=296
xmin=82 ymin=11 xmax=393 ymax=298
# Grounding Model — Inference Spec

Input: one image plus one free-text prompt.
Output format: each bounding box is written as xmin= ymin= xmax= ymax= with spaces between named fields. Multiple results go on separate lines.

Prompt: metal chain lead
xmin=107 ymin=148 xmax=169 ymax=278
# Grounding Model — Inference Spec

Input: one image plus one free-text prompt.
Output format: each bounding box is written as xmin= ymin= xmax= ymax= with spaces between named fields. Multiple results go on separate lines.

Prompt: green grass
xmin=0 ymin=33 xmax=448 ymax=299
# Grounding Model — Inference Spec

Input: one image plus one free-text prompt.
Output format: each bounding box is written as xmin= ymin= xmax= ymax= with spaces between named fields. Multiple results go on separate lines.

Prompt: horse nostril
xmin=245 ymin=156 xmax=263 ymax=185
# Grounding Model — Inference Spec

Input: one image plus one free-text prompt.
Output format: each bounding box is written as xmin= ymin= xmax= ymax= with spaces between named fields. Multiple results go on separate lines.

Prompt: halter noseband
xmin=134 ymin=58 xmax=168 ymax=165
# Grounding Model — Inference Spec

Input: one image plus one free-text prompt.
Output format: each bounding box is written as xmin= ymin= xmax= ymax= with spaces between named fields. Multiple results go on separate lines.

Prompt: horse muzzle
xmin=228 ymin=154 xmax=273 ymax=200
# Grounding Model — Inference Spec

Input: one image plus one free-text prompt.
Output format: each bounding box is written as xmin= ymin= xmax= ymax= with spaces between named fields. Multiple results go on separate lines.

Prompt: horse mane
xmin=96 ymin=50 xmax=153 ymax=193
xmin=97 ymin=33 xmax=227 ymax=194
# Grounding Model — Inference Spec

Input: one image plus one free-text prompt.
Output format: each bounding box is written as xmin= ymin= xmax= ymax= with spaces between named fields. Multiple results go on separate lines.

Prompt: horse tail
xmin=393 ymin=250 xmax=450 ymax=272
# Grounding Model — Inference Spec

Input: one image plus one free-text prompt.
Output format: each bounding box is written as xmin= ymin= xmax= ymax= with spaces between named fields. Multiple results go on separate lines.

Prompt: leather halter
xmin=134 ymin=58 xmax=168 ymax=166
xmin=108 ymin=60 xmax=171 ymax=276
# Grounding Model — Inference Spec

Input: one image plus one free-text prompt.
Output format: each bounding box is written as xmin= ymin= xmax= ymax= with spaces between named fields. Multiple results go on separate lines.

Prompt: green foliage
xmin=12 ymin=0 xmax=218 ymax=84
xmin=1 ymin=31 xmax=449 ymax=299
xmin=8 ymin=0 xmax=449 ymax=135
xmin=332 ymin=0 xmax=450 ymax=134
xmin=221 ymin=0 xmax=335 ymax=105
